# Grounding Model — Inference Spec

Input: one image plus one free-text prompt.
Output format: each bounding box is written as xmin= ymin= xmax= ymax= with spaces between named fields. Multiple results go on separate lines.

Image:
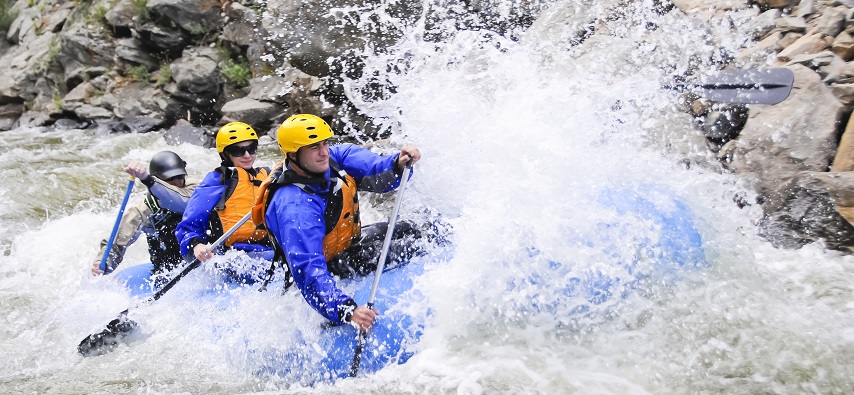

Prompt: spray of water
xmin=1 ymin=1 xmax=853 ymax=394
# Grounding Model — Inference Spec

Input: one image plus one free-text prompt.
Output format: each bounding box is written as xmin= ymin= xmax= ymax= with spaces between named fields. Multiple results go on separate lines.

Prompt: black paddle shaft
xmin=78 ymin=212 xmax=254 ymax=356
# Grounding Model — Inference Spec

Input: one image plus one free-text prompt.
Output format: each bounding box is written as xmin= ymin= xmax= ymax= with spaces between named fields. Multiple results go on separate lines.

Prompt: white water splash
xmin=0 ymin=1 xmax=853 ymax=394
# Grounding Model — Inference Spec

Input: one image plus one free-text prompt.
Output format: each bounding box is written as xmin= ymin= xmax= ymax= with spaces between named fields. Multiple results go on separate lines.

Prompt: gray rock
xmin=121 ymin=116 xmax=164 ymax=133
xmin=817 ymin=6 xmax=848 ymax=37
xmin=0 ymin=33 xmax=56 ymax=103
xmin=776 ymin=17 xmax=808 ymax=33
xmin=59 ymin=25 xmax=116 ymax=89
xmin=163 ymin=122 xmax=212 ymax=147
xmin=135 ymin=21 xmax=190 ymax=55
xmin=52 ymin=118 xmax=90 ymax=131
xmin=762 ymin=171 xmax=854 ymax=251
xmin=115 ymin=38 xmax=158 ymax=69
xmin=148 ymin=0 xmax=223 ymax=35
xmin=830 ymin=82 xmax=854 ymax=107
xmin=729 ymin=65 xmax=843 ymax=213
xmin=832 ymin=111 xmax=854 ymax=171
xmin=745 ymin=9 xmax=782 ymax=39
xmin=0 ymin=103 xmax=24 ymax=131
xmin=108 ymin=83 xmax=170 ymax=119
xmin=74 ymin=104 xmax=116 ymax=121
xmin=797 ymin=0 xmax=816 ymax=18
xmin=171 ymin=47 xmax=221 ymax=96
xmin=104 ymin=0 xmax=135 ymax=35
xmin=702 ymin=105 xmax=749 ymax=141
xmin=247 ymin=75 xmax=295 ymax=104
xmin=219 ymin=97 xmax=284 ymax=130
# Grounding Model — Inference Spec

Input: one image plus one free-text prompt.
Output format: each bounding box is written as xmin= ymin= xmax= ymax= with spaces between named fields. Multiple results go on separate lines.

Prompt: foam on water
xmin=1 ymin=1 xmax=853 ymax=393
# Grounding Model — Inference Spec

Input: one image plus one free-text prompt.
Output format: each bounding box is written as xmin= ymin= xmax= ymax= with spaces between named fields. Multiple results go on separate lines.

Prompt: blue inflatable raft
xmin=108 ymin=186 xmax=707 ymax=384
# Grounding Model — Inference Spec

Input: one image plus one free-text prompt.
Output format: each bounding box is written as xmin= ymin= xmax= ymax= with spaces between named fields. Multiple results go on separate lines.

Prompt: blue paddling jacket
xmin=176 ymin=166 xmax=269 ymax=257
xmin=265 ymin=144 xmax=404 ymax=324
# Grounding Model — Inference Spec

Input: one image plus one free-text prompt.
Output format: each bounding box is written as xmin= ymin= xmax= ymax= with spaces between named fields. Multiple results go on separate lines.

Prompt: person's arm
xmin=266 ymin=187 xmax=359 ymax=325
xmin=144 ymin=177 xmax=196 ymax=212
xmin=175 ymin=171 xmax=225 ymax=257
xmin=330 ymin=144 xmax=418 ymax=193
xmin=91 ymin=201 xmax=147 ymax=275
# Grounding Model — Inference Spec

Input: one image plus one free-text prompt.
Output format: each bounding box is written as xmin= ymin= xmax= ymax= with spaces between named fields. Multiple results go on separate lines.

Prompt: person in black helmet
xmin=92 ymin=151 xmax=199 ymax=276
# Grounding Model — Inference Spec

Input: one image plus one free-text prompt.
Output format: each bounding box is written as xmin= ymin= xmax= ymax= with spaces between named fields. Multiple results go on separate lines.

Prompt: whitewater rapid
xmin=1 ymin=1 xmax=853 ymax=393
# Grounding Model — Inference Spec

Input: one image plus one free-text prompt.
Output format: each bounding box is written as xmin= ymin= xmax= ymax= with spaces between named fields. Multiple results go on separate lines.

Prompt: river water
xmin=1 ymin=1 xmax=853 ymax=394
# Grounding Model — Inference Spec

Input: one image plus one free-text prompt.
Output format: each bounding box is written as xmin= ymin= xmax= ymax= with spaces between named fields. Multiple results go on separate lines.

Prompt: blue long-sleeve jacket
xmin=265 ymin=144 xmax=405 ymax=324
xmin=176 ymin=170 xmax=228 ymax=256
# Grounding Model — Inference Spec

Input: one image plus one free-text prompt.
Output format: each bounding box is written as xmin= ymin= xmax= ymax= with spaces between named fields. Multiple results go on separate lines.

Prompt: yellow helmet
xmin=276 ymin=114 xmax=334 ymax=154
xmin=216 ymin=122 xmax=258 ymax=153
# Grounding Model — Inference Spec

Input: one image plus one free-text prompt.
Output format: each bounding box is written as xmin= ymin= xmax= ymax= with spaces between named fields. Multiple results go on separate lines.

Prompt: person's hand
xmin=397 ymin=145 xmax=421 ymax=169
xmin=123 ymin=160 xmax=149 ymax=180
xmin=350 ymin=305 xmax=378 ymax=333
xmin=193 ymin=243 xmax=214 ymax=261
xmin=91 ymin=261 xmax=104 ymax=276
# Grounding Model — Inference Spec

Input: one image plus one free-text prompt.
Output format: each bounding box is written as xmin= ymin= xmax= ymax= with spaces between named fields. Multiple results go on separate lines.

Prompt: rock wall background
xmin=0 ymin=0 xmax=851 ymax=252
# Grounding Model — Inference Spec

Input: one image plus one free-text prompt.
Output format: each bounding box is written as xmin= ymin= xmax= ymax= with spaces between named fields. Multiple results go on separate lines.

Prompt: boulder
xmin=0 ymin=33 xmax=57 ymax=103
xmin=148 ymin=0 xmax=223 ymax=35
xmin=219 ymin=97 xmax=284 ymax=131
xmin=163 ymin=121 xmax=212 ymax=147
xmin=832 ymin=112 xmax=854 ymax=171
xmin=0 ymin=103 xmax=24 ymax=131
xmin=58 ymin=25 xmax=116 ymax=89
xmin=729 ymin=65 xmax=843 ymax=213
xmin=170 ymin=47 xmax=222 ymax=97
xmin=762 ymin=171 xmax=854 ymax=251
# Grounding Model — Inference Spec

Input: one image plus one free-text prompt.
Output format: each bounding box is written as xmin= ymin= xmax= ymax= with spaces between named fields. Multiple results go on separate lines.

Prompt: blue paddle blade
xmin=669 ymin=68 xmax=795 ymax=105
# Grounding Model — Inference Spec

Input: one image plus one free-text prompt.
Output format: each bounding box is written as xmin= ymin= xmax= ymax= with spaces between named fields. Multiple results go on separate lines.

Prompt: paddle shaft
xmin=100 ymin=177 xmax=136 ymax=274
xmin=79 ymin=211 xmax=255 ymax=356
xmin=148 ymin=211 xmax=253 ymax=302
xmin=350 ymin=162 xmax=413 ymax=377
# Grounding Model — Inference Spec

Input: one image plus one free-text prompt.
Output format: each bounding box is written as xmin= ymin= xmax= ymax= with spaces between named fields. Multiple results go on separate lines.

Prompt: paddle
xmin=666 ymin=67 xmax=795 ymax=105
xmin=350 ymin=161 xmax=414 ymax=377
xmin=100 ymin=176 xmax=136 ymax=275
xmin=78 ymin=211 xmax=254 ymax=357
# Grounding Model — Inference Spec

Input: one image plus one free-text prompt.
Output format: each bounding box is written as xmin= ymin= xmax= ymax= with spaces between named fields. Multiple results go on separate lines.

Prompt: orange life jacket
xmin=253 ymin=160 xmax=361 ymax=260
xmin=216 ymin=166 xmax=269 ymax=246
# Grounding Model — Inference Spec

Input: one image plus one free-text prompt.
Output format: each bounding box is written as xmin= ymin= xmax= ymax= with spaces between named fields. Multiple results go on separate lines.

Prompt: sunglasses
xmin=225 ymin=142 xmax=258 ymax=157
xmin=164 ymin=175 xmax=185 ymax=182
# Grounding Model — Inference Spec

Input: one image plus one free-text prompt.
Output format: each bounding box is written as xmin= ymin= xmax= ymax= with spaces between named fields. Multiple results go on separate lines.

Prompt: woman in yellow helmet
xmin=175 ymin=121 xmax=272 ymax=282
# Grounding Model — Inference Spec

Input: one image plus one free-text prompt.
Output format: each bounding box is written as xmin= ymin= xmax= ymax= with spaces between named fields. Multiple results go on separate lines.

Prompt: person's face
xmin=224 ymin=141 xmax=257 ymax=169
xmin=164 ymin=175 xmax=186 ymax=188
xmin=295 ymin=140 xmax=330 ymax=174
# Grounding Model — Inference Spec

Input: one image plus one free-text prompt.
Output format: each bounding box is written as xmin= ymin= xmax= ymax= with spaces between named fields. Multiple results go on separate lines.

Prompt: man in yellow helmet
xmin=256 ymin=114 xmax=421 ymax=333
xmin=175 ymin=121 xmax=273 ymax=282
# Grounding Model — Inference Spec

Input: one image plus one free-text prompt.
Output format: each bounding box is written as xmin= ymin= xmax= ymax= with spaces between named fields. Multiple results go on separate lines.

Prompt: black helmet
xmin=149 ymin=151 xmax=187 ymax=180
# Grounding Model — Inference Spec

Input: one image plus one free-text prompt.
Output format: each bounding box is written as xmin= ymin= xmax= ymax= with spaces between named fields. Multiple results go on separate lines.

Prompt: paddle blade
xmin=691 ymin=68 xmax=795 ymax=105
xmin=77 ymin=312 xmax=138 ymax=357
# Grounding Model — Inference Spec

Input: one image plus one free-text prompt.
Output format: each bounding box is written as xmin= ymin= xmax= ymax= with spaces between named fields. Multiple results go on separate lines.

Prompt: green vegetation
xmin=127 ymin=65 xmax=150 ymax=82
xmin=185 ymin=20 xmax=206 ymax=36
xmin=154 ymin=61 xmax=171 ymax=86
xmin=220 ymin=57 xmax=252 ymax=88
xmin=41 ymin=37 xmax=61 ymax=70
xmin=0 ymin=0 xmax=18 ymax=33
xmin=131 ymin=0 xmax=148 ymax=21
xmin=89 ymin=4 xmax=109 ymax=27
xmin=52 ymin=87 xmax=63 ymax=110
xmin=248 ymin=2 xmax=267 ymax=15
